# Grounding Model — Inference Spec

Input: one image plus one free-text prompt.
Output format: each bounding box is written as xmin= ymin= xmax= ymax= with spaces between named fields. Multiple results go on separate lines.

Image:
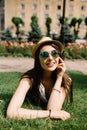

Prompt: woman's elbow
xmin=6 ymin=107 xmax=18 ymax=119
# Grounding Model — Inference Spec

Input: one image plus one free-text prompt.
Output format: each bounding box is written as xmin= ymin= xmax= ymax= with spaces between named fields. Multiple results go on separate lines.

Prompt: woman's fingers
xmin=60 ymin=110 xmax=70 ymax=120
xmin=50 ymin=110 xmax=70 ymax=120
xmin=57 ymin=57 xmax=66 ymax=77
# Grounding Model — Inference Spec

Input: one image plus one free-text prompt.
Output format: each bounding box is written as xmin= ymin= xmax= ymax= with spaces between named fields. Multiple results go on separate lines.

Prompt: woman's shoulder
xmin=18 ymin=77 xmax=34 ymax=94
xmin=20 ymin=69 xmax=35 ymax=89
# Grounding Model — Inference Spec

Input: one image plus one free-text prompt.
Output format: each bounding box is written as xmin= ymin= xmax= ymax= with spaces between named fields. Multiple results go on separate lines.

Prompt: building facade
xmin=0 ymin=0 xmax=87 ymax=38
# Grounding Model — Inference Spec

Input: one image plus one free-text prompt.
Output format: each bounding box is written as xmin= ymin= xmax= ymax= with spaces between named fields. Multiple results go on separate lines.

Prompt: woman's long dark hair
xmin=22 ymin=43 xmax=73 ymax=105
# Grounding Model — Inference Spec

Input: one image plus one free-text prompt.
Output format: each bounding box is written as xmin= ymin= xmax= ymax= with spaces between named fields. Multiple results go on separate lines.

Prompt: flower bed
xmin=65 ymin=42 xmax=87 ymax=59
xmin=0 ymin=41 xmax=87 ymax=59
xmin=0 ymin=41 xmax=34 ymax=57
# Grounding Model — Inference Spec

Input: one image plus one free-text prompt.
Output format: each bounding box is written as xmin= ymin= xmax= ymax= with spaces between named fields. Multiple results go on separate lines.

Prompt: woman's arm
xmin=47 ymin=57 xmax=66 ymax=110
xmin=6 ymin=78 xmax=49 ymax=119
xmin=47 ymin=76 xmax=66 ymax=110
xmin=47 ymin=57 xmax=70 ymax=120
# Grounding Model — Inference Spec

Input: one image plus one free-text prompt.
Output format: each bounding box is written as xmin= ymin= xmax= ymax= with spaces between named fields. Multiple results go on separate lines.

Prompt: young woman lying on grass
xmin=7 ymin=37 xmax=73 ymax=120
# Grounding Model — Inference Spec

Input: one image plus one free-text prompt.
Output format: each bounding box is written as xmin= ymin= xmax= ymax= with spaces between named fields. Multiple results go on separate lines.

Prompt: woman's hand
xmin=57 ymin=57 xmax=66 ymax=77
xmin=50 ymin=110 xmax=70 ymax=121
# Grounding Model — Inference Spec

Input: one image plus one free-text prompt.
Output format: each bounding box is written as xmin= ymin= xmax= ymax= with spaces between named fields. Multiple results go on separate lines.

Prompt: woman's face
xmin=39 ymin=45 xmax=60 ymax=72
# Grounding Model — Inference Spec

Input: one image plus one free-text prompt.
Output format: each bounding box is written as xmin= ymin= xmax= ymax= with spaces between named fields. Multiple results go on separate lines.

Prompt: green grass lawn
xmin=0 ymin=71 xmax=87 ymax=130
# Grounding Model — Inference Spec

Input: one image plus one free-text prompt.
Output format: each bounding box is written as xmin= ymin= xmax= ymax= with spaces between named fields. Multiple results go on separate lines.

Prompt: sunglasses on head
xmin=39 ymin=50 xmax=59 ymax=59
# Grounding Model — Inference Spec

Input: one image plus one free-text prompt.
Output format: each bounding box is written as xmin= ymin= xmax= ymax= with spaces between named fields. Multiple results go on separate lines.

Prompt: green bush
xmin=13 ymin=53 xmax=24 ymax=57
xmin=65 ymin=43 xmax=87 ymax=60
xmin=64 ymin=50 xmax=72 ymax=59
xmin=79 ymin=47 xmax=87 ymax=59
xmin=0 ymin=53 xmax=10 ymax=57
xmin=0 ymin=43 xmax=33 ymax=57
xmin=6 ymin=46 xmax=24 ymax=54
xmin=74 ymin=55 xmax=84 ymax=59
xmin=0 ymin=44 xmax=5 ymax=53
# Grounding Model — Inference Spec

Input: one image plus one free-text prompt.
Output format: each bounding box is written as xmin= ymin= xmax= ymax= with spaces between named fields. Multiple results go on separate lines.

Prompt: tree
xmin=69 ymin=17 xmax=78 ymax=39
xmin=12 ymin=17 xmax=24 ymax=40
xmin=28 ymin=15 xmax=42 ymax=42
xmin=59 ymin=16 xmax=68 ymax=24
xmin=58 ymin=17 xmax=75 ymax=46
xmin=69 ymin=17 xmax=83 ymax=39
xmin=77 ymin=18 xmax=83 ymax=29
xmin=45 ymin=17 xmax=52 ymax=37
xmin=84 ymin=17 xmax=87 ymax=39
xmin=1 ymin=28 xmax=14 ymax=42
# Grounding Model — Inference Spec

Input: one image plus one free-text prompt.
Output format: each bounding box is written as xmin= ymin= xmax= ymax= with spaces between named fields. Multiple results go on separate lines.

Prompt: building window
xmin=21 ymin=13 xmax=25 ymax=19
xmin=69 ymin=14 xmax=73 ymax=19
xmin=81 ymin=5 xmax=86 ymax=11
xmin=57 ymin=5 xmax=61 ymax=10
xmin=32 ymin=4 xmax=37 ymax=10
xmin=21 ymin=3 xmax=25 ymax=10
xmin=45 ymin=14 xmax=49 ymax=18
xmin=81 ymin=14 xmax=85 ymax=19
xmin=56 ymin=14 xmax=61 ymax=19
xmin=0 ymin=14 xmax=4 ymax=31
xmin=69 ymin=5 xmax=74 ymax=11
xmin=0 ymin=0 xmax=4 ymax=31
xmin=70 ymin=0 xmax=74 ymax=1
xmin=45 ymin=4 xmax=49 ymax=10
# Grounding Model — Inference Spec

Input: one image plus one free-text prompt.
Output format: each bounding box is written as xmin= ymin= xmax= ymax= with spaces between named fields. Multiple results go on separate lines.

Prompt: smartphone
xmin=59 ymin=58 xmax=61 ymax=64
xmin=58 ymin=57 xmax=64 ymax=64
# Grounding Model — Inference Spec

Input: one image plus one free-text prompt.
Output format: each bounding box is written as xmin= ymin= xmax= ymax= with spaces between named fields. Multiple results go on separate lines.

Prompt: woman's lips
xmin=46 ymin=62 xmax=55 ymax=67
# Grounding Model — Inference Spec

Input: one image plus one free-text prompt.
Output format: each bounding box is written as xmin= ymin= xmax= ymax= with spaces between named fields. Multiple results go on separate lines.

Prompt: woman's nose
xmin=48 ymin=54 xmax=53 ymax=59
